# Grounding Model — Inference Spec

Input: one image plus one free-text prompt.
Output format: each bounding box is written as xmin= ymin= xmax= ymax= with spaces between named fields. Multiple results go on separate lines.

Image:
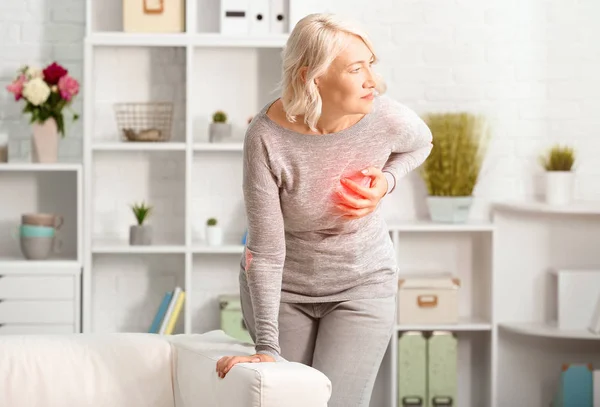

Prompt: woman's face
xmin=315 ymin=35 xmax=377 ymax=115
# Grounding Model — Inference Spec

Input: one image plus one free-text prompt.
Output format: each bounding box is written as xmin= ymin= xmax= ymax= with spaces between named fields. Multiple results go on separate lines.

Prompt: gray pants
xmin=239 ymin=281 xmax=397 ymax=407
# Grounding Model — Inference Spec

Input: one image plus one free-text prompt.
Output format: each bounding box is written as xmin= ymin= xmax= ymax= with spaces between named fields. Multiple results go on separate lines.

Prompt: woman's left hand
xmin=335 ymin=166 xmax=388 ymax=220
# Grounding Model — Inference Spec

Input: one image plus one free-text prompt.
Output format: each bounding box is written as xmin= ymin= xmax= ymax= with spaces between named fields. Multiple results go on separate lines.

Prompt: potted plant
xmin=206 ymin=217 xmax=223 ymax=246
xmin=129 ymin=201 xmax=153 ymax=245
xmin=419 ymin=112 xmax=490 ymax=223
xmin=209 ymin=110 xmax=231 ymax=142
xmin=539 ymin=144 xmax=576 ymax=205
xmin=5 ymin=62 xmax=80 ymax=163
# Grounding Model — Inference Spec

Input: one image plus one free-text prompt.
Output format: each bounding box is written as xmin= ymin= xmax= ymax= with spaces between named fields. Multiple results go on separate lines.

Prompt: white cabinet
xmin=0 ymin=266 xmax=82 ymax=334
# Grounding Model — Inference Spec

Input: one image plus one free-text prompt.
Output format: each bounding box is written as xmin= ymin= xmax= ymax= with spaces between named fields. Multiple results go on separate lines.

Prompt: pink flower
xmin=6 ymin=74 xmax=26 ymax=101
xmin=57 ymin=75 xmax=79 ymax=102
xmin=43 ymin=62 xmax=68 ymax=85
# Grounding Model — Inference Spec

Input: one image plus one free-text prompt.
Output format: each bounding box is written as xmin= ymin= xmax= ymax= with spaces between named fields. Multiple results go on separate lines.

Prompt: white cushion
xmin=170 ymin=330 xmax=332 ymax=407
xmin=0 ymin=333 xmax=175 ymax=407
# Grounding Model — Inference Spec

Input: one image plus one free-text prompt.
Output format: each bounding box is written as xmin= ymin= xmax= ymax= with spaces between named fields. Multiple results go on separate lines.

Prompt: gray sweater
xmin=239 ymin=95 xmax=433 ymax=360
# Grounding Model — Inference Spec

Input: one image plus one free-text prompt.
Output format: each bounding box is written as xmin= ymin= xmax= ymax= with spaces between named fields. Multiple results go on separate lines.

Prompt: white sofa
xmin=0 ymin=330 xmax=331 ymax=407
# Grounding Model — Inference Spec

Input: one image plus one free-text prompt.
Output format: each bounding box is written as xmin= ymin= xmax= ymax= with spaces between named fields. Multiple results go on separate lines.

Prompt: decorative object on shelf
xmin=397 ymin=273 xmax=461 ymax=325
xmin=539 ymin=144 xmax=576 ymax=206
xmin=551 ymin=363 xmax=594 ymax=407
xmin=149 ymin=286 xmax=185 ymax=334
xmin=241 ymin=229 xmax=248 ymax=245
xmin=123 ymin=0 xmax=185 ymax=33
xmin=12 ymin=223 xmax=61 ymax=260
xmin=129 ymin=201 xmax=153 ymax=245
xmin=219 ymin=293 xmax=253 ymax=343
xmin=206 ymin=217 xmax=223 ymax=246
xmin=397 ymin=331 xmax=427 ymax=407
xmin=550 ymin=268 xmax=600 ymax=331
xmin=419 ymin=113 xmax=490 ymax=223
xmin=427 ymin=331 xmax=457 ymax=407
xmin=0 ymin=132 xmax=8 ymax=163
xmin=209 ymin=110 xmax=232 ymax=143
xmin=22 ymin=212 xmax=64 ymax=230
xmin=114 ymin=102 xmax=173 ymax=142
xmin=5 ymin=62 xmax=80 ymax=163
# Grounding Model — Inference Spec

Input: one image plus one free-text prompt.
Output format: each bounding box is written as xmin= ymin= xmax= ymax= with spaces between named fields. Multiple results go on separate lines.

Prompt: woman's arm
xmin=242 ymin=131 xmax=286 ymax=361
xmin=381 ymin=99 xmax=434 ymax=195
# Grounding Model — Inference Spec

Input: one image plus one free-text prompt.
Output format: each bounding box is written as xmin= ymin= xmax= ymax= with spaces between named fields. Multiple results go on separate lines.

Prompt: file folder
xmin=398 ymin=331 xmax=427 ymax=407
xmin=427 ymin=331 xmax=457 ymax=407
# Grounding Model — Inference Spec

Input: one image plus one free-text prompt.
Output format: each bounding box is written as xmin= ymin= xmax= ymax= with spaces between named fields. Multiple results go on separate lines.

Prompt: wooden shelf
xmin=387 ymin=220 xmax=495 ymax=232
xmin=92 ymin=142 xmax=186 ymax=151
xmin=499 ymin=321 xmax=600 ymax=340
xmin=397 ymin=316 xmax=492 ymax=332
xmin=494 ymin=200 xmax=600 ymax=215
xmin=86 ymin=32 xmax=288 ymax=48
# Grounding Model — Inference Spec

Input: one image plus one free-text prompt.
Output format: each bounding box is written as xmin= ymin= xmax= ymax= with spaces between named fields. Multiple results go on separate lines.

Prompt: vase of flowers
xmin=419 ymin=112 xmax=491 ymax=223
xmin=5 ymin=62 xmax=80 ymax=163
xmin=539 ymin=144 xmax=576 ymax=205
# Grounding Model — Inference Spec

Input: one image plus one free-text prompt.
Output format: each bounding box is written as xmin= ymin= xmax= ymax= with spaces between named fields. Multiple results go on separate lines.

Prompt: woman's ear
xmin=299 ymin=66 xmax=308 ymax=83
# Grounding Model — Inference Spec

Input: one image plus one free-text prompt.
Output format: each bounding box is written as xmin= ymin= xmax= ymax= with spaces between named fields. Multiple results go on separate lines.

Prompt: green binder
xmin=218 ymin=294 xmax=253 ymax=344
xmin=398 ymin=331 xmax=427 ymax=406
xmin=427 ymin=331 xmax=457 ymax=407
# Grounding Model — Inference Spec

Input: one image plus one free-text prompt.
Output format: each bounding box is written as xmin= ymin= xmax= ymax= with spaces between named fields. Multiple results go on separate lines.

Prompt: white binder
xmin=249 ymin=0 xmax=270 ymax=36
xmin=269 ymin=0 xmax=288 ymax=34
xmin=220 ymin=0 xmax=249 ymax=35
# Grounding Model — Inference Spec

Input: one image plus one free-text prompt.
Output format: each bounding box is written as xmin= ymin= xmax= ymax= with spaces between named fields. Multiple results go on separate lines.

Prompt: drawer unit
xmin=0 ymin=300 xmax=75 ymax=324
xmin=0 ymin=275 xmax=75 ymax=300
xmin=0 ymin=324 xmax=74 ymax=335
xmin=0 ymin=267 xmax=81 ymax=334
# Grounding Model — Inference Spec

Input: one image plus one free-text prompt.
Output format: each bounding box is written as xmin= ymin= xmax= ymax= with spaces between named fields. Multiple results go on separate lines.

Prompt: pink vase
xmin=31 ymin=117 xmax=58 ymax=163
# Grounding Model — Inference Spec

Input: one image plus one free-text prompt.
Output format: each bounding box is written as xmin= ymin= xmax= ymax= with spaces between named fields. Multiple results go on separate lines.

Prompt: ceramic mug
xmin=22 ymin=213 xmax=63 ymax=230
xmin=20 ymin=236 xmax=62 ymax=260
xmin=12 ymin=224 xmax=55 ymax=239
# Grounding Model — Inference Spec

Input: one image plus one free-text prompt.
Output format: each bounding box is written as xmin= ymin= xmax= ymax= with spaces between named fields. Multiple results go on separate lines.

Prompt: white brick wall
xmin=0 ymin=0 xmax=84 ymax=162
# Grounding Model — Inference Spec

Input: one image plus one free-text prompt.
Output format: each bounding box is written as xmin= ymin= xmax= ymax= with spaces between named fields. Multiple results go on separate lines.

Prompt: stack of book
xmin=148 ymin=286 xmax=185 ymax=335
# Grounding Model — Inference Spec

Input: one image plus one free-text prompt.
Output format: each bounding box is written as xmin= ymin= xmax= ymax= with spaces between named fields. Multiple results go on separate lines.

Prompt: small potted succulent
xmin=129 ymin=201 xmax=152 ymax=245
xmin=539 ymin=144 xmax=576 ymax=205
xmin=206 ymin=217 xmax=223 ymax=246
xmin=209 ymin=110 xmax=231 ymax=142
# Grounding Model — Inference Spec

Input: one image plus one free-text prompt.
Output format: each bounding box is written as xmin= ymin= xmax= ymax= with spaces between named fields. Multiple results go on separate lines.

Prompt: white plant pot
xmin=206 ymin=226 xmax=223 ymax=246
xmin=545 ymin=171 xmax=574 ymax=205
xmin=426 ymin=196 xmax=473 ymax=223
xmin=209 ymin=123 xmax=231 ymax=143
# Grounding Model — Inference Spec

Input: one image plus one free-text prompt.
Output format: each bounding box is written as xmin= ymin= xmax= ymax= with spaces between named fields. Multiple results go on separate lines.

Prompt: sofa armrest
xmin=169 ymin=331 xmax=331 ymax=407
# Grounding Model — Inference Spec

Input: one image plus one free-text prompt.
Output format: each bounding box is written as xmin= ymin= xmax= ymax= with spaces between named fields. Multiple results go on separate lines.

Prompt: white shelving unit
xmin=491 ymin=200 xmax=600 ymax=407
xmin=79 ymin=1 xmax=600 ymax=406
xmin=0 ymin=163 xmax=83 ymax=335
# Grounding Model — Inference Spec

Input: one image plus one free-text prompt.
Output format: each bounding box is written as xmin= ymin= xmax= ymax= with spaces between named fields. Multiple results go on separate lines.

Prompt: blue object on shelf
xmin=241 ymin=230 xmax=247 ymax=245
xmin=552 ymin=363 xmax=593 ymax=407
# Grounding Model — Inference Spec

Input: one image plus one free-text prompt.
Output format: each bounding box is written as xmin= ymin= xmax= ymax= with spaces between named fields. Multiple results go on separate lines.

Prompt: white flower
xmin=25 ymin=66 xmax=43 ymax=79
xmin=22 ymin=77 xmax=51 ymax=106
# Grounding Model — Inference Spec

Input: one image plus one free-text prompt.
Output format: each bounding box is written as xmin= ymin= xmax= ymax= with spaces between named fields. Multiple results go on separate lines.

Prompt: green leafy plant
xmin=212 ymin=111 xmax=227 ymax=123
xmin=539 ymin=144 xmax=575 ymax=171
xmin=130 ymin=201 xmax=152 ymax=225
xmin=206 ymin=217 xmax=217 ymax=226
xmin=419 ymin=112 xmax=491 ymax=197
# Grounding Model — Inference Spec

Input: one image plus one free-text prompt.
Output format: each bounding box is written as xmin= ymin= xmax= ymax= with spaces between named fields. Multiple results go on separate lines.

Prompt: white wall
xmin=0 ymin=0 xmax=84 ymax=162
xmin=2 ymin=0 xmax=598 ymax=205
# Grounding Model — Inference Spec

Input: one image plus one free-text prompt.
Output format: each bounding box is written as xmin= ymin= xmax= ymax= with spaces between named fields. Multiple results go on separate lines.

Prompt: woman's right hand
xmin=216 ymin=353 xmax=276 ymax=378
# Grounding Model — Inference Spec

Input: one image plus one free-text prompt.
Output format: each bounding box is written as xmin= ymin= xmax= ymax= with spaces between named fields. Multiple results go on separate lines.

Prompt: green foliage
xmin=539 ymin=144 xmax=575 ymax=171
xmin=206 ymin=217 xmax=217 ymax=226
xmin=130 ymin=201 xmax=152 ymax=225
xmin=419 ymin=112 xmax=491 ymax=197
xmin=212 ymin=111 xmax=227 ymax=123
xmin=22 ymin=92 xmax=79 ymax=137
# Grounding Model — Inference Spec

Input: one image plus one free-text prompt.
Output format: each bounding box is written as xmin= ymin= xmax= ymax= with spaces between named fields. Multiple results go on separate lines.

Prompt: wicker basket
xmin=114 ymin=102 xmax=174 ymax=142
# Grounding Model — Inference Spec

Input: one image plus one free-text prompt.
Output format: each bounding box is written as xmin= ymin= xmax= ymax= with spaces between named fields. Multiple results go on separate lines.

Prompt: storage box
xmin=397 ymin=274 xmax=460 ymax=325
xmin=218 ymin=294 xmax=253 ymax=344
xmin=550 ymin=269 xmax=600 ymax=330
xmin=123 ymin=0 xmax=185 ymax=33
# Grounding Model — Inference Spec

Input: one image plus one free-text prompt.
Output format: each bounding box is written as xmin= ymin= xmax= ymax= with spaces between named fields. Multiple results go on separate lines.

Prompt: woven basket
xmin=114 ymin=102 xmax=174 ymax=142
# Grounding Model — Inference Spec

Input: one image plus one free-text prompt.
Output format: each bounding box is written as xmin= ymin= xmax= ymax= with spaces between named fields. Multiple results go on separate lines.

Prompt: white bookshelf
xmin=79 ymin=1 xmax=600 ymax=406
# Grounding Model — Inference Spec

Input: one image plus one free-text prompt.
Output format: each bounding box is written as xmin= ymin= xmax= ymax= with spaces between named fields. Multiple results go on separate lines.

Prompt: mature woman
xmin=216 ymin=12 xmax=433 ymax=407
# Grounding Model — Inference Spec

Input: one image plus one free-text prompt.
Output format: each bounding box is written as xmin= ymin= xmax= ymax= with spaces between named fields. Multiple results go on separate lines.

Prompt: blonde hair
xmin=279 ymin=13 xmax=386 ymax=132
